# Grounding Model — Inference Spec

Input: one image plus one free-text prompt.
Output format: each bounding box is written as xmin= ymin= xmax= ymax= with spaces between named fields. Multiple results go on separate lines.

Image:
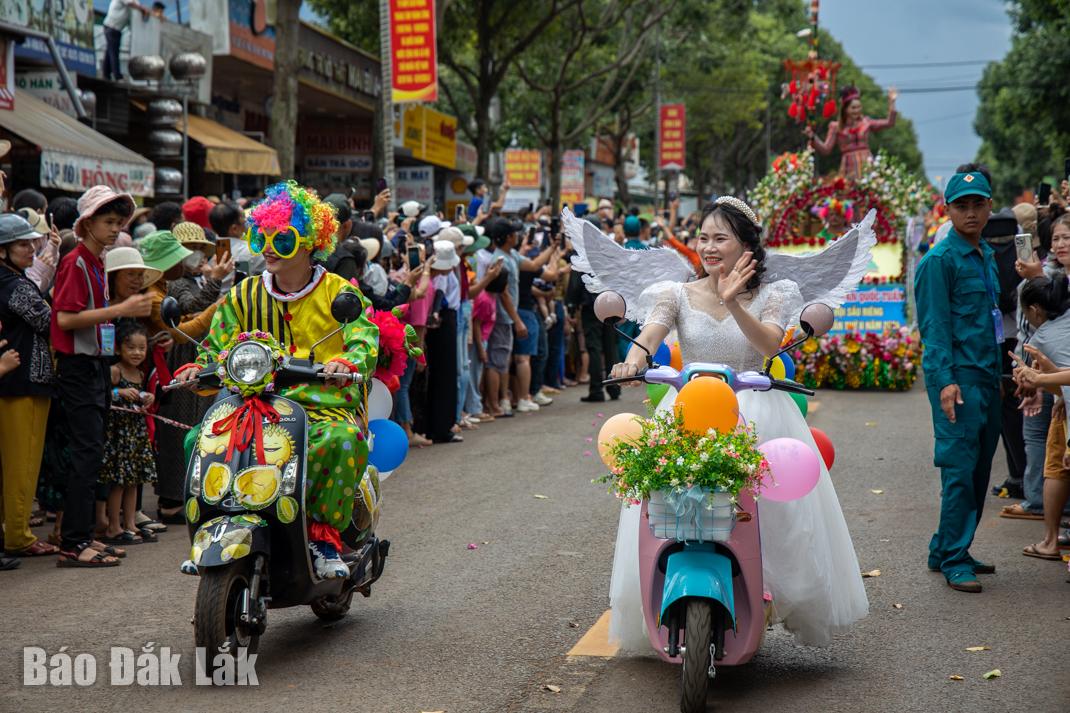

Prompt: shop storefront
xmin=191 ymin=0 xmax=380 ymax=197
xmin=0 ymin=90 xmax=153 ymax=197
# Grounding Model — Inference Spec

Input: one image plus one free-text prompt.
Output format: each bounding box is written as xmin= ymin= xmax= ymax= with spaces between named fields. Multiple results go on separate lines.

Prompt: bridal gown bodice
xmin=642 ymin=279 xmax=804 ymax=370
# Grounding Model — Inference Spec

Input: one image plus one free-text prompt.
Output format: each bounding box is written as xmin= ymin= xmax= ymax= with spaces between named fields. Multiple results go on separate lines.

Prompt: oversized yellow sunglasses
xmin=245 ymin=226 xmax=303 ymax=259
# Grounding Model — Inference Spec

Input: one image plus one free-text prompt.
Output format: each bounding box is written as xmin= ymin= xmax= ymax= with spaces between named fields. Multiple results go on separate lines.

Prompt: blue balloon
xmin=778 ymin=353 xmax=796 ymax=381
xmin=367 ymin=419 xmax=408 ymax=472
xmin=654 ymin=342 xmax=672 ymax=366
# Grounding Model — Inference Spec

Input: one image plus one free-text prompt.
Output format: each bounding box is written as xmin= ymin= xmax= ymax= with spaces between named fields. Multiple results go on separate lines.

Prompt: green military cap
xmin=944 ymin=171 xmax=992 ymax=203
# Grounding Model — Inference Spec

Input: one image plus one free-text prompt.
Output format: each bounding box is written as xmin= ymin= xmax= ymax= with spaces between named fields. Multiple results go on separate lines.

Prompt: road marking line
xmin=567 ymin=610 xmax=619 ymax=658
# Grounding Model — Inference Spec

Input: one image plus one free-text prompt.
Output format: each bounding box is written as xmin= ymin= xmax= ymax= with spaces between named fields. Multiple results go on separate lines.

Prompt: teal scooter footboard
xmin=659 ymin=543 xmax=735 ymax=625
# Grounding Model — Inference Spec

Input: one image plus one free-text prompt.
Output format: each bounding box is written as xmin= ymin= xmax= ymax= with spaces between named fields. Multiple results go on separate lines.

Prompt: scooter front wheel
xmin=680 ymin=599 xmax=713 ymax=713
xmin=194 ymin=561 xmax=260 ymax=656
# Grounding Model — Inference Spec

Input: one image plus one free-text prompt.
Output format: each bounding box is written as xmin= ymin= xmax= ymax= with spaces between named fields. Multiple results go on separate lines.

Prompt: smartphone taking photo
xmin=1014 ymin=233 xmax=1033 ymax=263
xmin=407 ymin=246 xmax=422 ymax=270
xmin=1037 ymin=182 xmax=1052 ymax=206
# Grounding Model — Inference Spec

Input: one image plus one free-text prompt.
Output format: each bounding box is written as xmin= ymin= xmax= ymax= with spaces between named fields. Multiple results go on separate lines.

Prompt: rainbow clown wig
xmin=812 ymin=197 xmax=854 ymax=223
xmin=245 ymin=181 xmax=339 ymax=261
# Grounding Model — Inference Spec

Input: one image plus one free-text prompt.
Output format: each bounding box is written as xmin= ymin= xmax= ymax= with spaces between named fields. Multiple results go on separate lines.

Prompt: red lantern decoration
xmin=822 ymin=99 xmax=837 ymax=119
xmin=788 ymin=102 xmax=799 ymax=119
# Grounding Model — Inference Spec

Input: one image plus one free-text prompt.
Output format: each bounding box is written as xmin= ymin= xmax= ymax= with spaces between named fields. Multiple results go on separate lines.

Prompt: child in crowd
xmin=99 ymin=321 xmax=157 ymax=545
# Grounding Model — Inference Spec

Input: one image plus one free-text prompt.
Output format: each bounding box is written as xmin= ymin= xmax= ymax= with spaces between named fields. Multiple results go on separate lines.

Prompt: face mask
xmin=183 ymin=253 xmax=203 ymax=271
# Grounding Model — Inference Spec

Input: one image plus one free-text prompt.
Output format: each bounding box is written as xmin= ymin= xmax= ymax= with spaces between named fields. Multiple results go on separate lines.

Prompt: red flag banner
xmin=658 ymin=104 xmax=686 ymax=171
xmin=504 ymin=149 xmax=542 ymax=188
xmin=389 ymin=0 xmax=438 ymax=103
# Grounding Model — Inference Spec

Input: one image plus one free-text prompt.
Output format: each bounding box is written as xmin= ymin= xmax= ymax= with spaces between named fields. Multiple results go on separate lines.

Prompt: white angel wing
xmin=563 ymin=208 xmax=695 ymax=322
xmin=762 ymin=208 xmax=877 ymax=308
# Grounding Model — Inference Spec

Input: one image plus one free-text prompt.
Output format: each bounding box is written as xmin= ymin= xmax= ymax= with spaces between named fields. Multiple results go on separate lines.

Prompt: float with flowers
xmin=749 ymin=149 xmax=930 ymax=391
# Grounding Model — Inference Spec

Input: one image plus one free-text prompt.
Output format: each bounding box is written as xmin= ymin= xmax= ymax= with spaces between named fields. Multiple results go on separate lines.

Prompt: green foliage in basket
xmin=598 ymin=411 xmax=769 ymax=503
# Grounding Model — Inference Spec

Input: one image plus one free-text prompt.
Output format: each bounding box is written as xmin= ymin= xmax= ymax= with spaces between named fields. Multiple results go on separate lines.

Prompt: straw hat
xmin=173 ymin=221 xmax=214 ymax=252
xmin=105 ymin=246 xmax=164 ymax=288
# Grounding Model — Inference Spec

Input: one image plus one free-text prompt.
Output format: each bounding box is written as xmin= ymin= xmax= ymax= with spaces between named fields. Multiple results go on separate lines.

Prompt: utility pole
xmin=653 ymin=21 xmax=660 ymax=208
xmin=378 ymin=0 xmax=396 ymax=209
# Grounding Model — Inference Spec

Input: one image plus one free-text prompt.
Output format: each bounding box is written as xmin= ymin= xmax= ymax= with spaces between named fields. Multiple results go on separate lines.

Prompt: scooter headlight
xmin=226 ymin=341 xmax=275 ymax=385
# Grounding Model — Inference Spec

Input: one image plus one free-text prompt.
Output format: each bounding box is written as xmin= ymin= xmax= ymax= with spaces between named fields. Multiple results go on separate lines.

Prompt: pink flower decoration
xmin=583 ymin=450 xmax=592 ymax=457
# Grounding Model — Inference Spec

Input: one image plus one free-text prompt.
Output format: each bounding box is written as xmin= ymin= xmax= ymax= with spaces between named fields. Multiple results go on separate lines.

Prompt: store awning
xmin=0 ymin=90 xmax=154 ymax=196
xmin=181 ymin=115 xmax=280 ymax=176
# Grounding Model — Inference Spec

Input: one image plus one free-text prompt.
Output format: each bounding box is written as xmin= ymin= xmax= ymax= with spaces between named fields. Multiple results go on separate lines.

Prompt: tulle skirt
xmin=608 ymin=387 xmax=869 ymax=651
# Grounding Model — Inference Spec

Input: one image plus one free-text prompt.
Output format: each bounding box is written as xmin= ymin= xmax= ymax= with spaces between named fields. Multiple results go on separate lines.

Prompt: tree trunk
xmin=612 ymin=133 xmax=631 ymax=205
xmin=548 ymin=141 xmax=563 ymax=213
xmin=270 ymin=0 xmax=302 ymax=178
xmin=475 ymin=95 xmax=492 ymax=179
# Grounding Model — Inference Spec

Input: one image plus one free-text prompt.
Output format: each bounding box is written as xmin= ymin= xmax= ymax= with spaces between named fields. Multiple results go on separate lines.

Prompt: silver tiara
xmin=714 ymin=196 xmax=761 ymax=228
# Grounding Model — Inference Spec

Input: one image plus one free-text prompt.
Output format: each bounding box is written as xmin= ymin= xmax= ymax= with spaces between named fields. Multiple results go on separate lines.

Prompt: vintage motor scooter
xmin=597 ymin=292 xmax=835 ymax=713
xmin=160 ymin=293 xmax=390 ymax=656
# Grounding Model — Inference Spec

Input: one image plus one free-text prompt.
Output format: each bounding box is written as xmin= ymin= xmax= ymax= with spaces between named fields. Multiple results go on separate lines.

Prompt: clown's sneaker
xmin=310 ymin=541 xmax=348 ymax=579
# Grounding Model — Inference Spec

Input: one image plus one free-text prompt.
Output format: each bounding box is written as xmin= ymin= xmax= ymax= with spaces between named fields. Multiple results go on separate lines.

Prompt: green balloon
xmin=790 ymin=391 xmax=808 ymax=417
xmin=646 ymin=382 xmax=670 ymax=406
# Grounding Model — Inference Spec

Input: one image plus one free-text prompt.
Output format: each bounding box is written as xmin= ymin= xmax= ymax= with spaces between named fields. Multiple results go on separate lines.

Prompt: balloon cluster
xmin=364 ymin=378 xmax=409 ymax=478
xmin=597 ymin=347 xmax=835 ymax=503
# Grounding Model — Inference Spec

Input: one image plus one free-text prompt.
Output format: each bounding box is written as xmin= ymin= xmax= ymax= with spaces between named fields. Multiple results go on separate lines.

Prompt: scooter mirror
xmin=330 ymin=291 xmax=363 ymax=324
xmin=593 ymin=291 xmax=627 ymax=325
xmin=160 ymin=296 xmax=181 ymax=328
xmin=799 ymin=303 xmax=835 ymax=337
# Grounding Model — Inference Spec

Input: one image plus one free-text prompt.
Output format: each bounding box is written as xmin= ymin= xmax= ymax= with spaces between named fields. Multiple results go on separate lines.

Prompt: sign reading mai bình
xmin=389 ymin=0 xmax=437 ymax=103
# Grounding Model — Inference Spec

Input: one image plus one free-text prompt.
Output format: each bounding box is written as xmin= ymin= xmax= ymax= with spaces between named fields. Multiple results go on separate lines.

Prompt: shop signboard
xmin=15 ymin=71 xmax=73 ymax=116
xmin=402 ymin=104 xmax=456 ymax=170
xmin=40 ymin=149 xmax=154 ymax=197
xmin=4 ymin=0 xmax=96 ymax=76
xmin=395 ymin=165 xmax=434 ymax=205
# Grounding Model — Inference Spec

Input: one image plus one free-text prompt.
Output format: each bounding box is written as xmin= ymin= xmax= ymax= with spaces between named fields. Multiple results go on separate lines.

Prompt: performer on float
xmin=806 ymin=85 xmax=898 ymax=180
xmin=814 ymin=197 xmax=854 ymax=242
xmin=174 ymin=181 xmax=380 ymax=578
xmin=565 ymin=197 xmax=875 ymax=648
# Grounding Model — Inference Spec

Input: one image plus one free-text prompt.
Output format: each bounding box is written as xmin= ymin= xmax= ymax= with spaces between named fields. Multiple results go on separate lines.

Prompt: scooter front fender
xmin=189 ymin=514 xmax=271 ymax=569
xmin=660 ymin=546 xmax=735 ymax=626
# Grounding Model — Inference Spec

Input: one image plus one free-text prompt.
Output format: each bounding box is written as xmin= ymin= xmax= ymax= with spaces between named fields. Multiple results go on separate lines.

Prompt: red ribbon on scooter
xmin=211 ymin=396 xmax=281 ymax=464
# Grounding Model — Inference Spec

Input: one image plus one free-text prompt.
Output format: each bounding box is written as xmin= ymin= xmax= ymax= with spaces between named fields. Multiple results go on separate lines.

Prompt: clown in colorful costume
xmin=176 ymin=182 xmax=379 ymax=578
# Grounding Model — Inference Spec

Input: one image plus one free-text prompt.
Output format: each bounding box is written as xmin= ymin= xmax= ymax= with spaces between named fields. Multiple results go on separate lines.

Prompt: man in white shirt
xmin=102 ymin=0 xmax=149 ymax=81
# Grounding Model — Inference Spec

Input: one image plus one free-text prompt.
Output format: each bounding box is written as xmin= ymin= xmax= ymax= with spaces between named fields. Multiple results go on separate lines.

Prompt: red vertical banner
xmin=389 ymin=0 xmax=438 ymax=103
xmin=658 ymin=104 xmax=686 ymax=171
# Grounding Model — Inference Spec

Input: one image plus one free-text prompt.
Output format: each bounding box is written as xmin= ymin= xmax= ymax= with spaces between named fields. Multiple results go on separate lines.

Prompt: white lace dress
xmin=608 ymin=279 xmax=869 ymax=650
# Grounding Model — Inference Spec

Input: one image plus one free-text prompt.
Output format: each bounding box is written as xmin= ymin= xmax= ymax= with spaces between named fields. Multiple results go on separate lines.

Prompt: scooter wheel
xmin=311 ymin=589 xmax=354 ymax=621
xmin=194 ymin=561 xmax=259 ymax=657
xmin=680 ymin=599 xmax=713 ymax=713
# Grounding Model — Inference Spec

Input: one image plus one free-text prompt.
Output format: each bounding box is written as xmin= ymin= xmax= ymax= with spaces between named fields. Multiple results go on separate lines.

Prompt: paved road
xmin=2 ymin=384 xmax=1068 ymax=713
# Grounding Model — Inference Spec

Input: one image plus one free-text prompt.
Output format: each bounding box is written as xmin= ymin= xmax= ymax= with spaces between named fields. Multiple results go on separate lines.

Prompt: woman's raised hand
xmin=717 ymin=251 xmax=756 ymax=305
xmin=609 ymin=360 xmax=643 ymax=384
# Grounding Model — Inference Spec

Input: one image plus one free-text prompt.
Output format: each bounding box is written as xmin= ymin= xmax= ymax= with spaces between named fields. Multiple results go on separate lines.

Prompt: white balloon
xmin=367 ymin=378 xmax=393 ymax=421
xmin=377 ymin=469 xmax=393 ymax=482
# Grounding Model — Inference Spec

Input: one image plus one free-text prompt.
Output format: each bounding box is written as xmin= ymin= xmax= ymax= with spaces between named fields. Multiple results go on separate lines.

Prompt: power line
xmin=858 ymin=59 xmax=998 ymax=69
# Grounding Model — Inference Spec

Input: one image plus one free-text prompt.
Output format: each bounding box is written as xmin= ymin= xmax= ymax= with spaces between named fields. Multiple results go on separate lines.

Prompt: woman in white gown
xmin=606 ymin=197 xmax=869 ymax=650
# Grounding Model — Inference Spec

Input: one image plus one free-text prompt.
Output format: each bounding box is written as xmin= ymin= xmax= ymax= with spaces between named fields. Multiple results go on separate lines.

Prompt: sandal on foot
xmin=56 ymin=544 xmax=120 ymax=568
xmin=99 ymin=531 xmax=144 ymax=546
xmin=135 ymin=513 xmax=168 ymax=533
xmin=90 ymin=541 xmax=126 ymax=558
xmin=136 ymin=528 xmax=158 ymax=543
xmin=1022 ymin=544 xmax=1062 ymax=560
xmin=1000 ymin=503 xmax=1044 ymax=520
xmin=28 ymin=514 xmax=44 ymax=527
xmin=6 ymin=540 xmax=60 ymax=557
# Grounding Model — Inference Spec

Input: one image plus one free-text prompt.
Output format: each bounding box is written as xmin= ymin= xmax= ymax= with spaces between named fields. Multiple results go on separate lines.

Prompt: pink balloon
xmin=758 ymin=437 xmax=820 ymax=502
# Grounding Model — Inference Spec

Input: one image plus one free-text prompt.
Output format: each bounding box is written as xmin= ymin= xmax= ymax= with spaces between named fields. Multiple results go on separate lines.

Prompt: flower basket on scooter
xmin=648 ymin=487 xmax=735 ymax=542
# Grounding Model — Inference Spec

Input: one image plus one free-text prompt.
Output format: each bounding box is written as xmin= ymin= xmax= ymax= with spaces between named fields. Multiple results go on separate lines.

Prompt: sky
xmin=819 ymin=0 xmax=1013 ymax=185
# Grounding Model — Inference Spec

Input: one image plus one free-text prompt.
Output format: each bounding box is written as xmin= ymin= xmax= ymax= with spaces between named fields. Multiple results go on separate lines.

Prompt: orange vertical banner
xmin=389 ymin=0 xmax=438 ymax=103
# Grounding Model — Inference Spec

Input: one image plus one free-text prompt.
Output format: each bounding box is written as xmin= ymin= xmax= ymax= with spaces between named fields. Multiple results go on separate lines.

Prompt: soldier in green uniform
xmin=915 ymin=164 xmax=1002 ymax=593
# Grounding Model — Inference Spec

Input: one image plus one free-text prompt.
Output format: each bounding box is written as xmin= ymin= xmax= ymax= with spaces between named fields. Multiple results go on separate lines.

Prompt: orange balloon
xmin=669 ymin=342 xmax=683 ymax=371
xmin=674 ymin=377 xmax=738 ymax=435
xmin=598 ymin=413 xmax=646 ymax=468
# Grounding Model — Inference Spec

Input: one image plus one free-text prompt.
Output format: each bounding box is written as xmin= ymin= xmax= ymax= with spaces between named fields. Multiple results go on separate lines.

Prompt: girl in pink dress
xmin=806 ymin=86 xmax=898 ymax=180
